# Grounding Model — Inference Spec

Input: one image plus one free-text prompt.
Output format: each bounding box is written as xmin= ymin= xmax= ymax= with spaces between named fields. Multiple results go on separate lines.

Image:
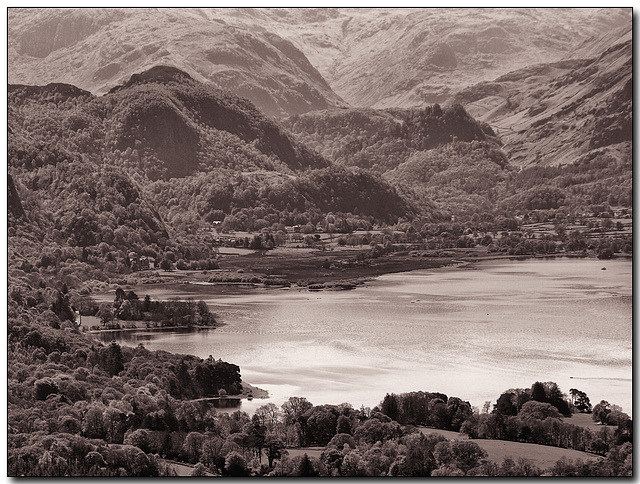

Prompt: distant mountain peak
xmin=108 ymin=65 xmax=194 ymax=94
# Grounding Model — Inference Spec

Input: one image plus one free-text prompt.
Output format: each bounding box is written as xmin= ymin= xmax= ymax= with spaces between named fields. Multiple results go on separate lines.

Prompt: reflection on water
xmin=100 ymin=258 xmax=632 ymax=415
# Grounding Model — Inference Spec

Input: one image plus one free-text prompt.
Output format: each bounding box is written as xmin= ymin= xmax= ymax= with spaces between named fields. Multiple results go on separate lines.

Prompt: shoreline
xmin=89 ymin=254 xmax=630 ymax=412
xmin=118 ymin=250 xmax=631 ymax=294
xmin=86 ymin=322 xmax=223 ymax=335
xmin=86 ymin=325 xmax=269 ymax=402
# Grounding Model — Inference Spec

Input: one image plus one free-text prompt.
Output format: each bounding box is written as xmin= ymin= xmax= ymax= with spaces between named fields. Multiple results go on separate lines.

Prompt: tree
xmin=530 ymin=381 xmax=547 ymax=402
xmin=494 ymin=392 xmax=517 ymax=416
xmin=33 ymin=377 xmax=58 ymax=400
xmin=224 ymin=451 xmax=248 ymax=477
xmin=183 ymin=432 xmax=205 ymax=463
xmin=255 ymin=403 xmax=281 ymax=429
xmin=542 ymin=381 xmax=571 ymax=416
xmin=197 ymin=300 xmax=211 ymax=324
xmin=97 ymin=304 xmax=114 ymax=326
xmin=296 ymin=454 xmax=319 ymax=477
xmin=103 ymin=406 xmax=128 ymax=443
xmin=281 ymin=397 xmax=313 ymax=425
xmin=569 ymin=388 xmax=592 ymax=413
xmin=592 ymin=400 xmax=611 ymax=425
xmin=143 ymin=294 xmax=151 ymax=312
xmin=83 ymin=405 xmax=107 ymax=439
xmin=380 ymin=393 xmax=400 ymax=422
xmin=191 ymin=463 xmax=207 ymax=476
xmin=433 ymin=440 xmax=487 ymax=475
xmin=249 ymin=235 xmax=263 ymax=250
xmin=51 ymin=290 xmax=74 ymax=322
xmin=160 ymin=258 xmax=173 ymax=271
xmin=336 ymin=415 xmax=352 ymax=435
xmin=264 ymin=435 xmax=285 ymax=467
xmin=326 ymin=433 xmax=356 ymax=451
xmin=247 ymin=414 xmax=266 ymax=462
xmin=518 ymin=401 xmax=563 ymax=421
xmin=100 ymin=341 xmax=124 ymax=376
xmin=305 ymin=406 xmax=338 ymax=446
xmin=117 ymin=299 xmax=134 ymax=321
xmin=124 ymin=429 xmax=152 ymax=453
xmin=447 ymin=397 xmax=473 ymax=431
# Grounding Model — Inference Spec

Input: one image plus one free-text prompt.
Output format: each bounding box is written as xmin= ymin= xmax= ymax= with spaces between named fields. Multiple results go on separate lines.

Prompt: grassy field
xmin=417 ymin=427 xmax=599 ymax=470
xmin=566 ymin=412 xmax=617 ymax=432
xmin=284 ymin=447 xmax=325 ymax=460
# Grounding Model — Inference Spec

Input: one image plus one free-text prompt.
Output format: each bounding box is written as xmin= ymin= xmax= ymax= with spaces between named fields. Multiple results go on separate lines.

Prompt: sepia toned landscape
xmin=7 ymin=7 xmax=632 ymax=477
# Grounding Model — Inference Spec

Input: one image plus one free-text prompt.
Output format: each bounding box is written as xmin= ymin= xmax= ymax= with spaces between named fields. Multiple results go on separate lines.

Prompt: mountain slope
xmin=455 ymin=27 xmax=632 ymax=168
xmin=282 ymin=104 xmax=510 ymax=219
xmin=244 ymin=8 xmax=631 ymax=109
xmin=282 ymin=104 xmax=501 ymax=173
xmin=8 ymin=8 xmax=347 ymax=117
xmin=9 ymin=8 xmax=631 ymax=115
xmin=9 ymin=65 xmax=328 ymax=180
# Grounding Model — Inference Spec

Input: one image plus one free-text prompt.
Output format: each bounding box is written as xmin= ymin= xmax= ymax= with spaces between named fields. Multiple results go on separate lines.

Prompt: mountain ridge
xmin=8 ymin=8 xmax=631 ymax=117
xmin=455 ymin=32 xmax=632 ymax=168
xmin=8 ymin=7 xmax=347 ymax=117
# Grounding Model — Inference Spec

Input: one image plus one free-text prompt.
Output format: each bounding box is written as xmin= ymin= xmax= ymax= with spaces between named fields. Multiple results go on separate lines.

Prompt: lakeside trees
xmin=8 ymin=302 xmax=632 ymax=479
xmin=92 ymin=289 xmax=215 ymax=330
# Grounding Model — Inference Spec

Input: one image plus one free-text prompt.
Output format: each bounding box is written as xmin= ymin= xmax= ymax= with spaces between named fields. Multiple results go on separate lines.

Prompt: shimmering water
xmin=100 ymin=258 xmax=632 ymax=414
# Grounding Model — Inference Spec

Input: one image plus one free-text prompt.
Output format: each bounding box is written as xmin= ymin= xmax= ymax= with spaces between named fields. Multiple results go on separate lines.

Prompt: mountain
xmin=282 ymin=25 xmax=632 ymax=220
xmin=282 ymin=104 xmax=510 ymax=219
xmin=7 ymin=9 xmax=633 ymax=245
xmin=454 ymin=26 xmax=632 ymax=168
xmin=235 ymin=8 xmax=630 ymax=108
xmin=9 ymin=65 xmax=328 ymax=178
xmin=9 ymin=8 xmax=631 ymax=116
xmin=8 ymin=8 xmax=347 ymax=117
xmin=282 ymin=104 xmax=502 ymax=172
xmin=8 ymin=66 xmax=413 ymax=263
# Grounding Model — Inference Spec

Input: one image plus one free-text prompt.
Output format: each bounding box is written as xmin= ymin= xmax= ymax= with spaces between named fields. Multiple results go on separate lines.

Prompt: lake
xmin=98 ymin=258 xmax=632 ymax=415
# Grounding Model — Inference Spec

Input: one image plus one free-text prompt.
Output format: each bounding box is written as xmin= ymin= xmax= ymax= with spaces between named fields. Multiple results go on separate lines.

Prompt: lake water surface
xmin=100 ymin=258 xmax=632 ymax=415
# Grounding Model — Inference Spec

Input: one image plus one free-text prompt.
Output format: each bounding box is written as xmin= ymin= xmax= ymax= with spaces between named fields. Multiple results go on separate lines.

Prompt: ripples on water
xmin=101 ymin=258 xmax=632 ymax=415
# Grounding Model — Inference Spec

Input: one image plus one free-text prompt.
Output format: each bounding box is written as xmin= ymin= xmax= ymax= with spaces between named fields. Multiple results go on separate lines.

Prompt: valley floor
xmin=123 ymin=245 xmax=627 ymax=291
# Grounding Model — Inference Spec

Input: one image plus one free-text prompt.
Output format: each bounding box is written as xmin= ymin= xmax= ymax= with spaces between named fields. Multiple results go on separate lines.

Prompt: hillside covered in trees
xmin=283 ymin=100 xmax=631 ymax=222
xmin=8 ymin=66 xmax=417 ymax=288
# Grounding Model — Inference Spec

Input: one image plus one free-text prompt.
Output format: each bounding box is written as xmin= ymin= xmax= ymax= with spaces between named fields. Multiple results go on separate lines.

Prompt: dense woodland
xmin=7 ymin=65 xmax=633 ymax=476
xmin=283 ymin=106 xmax=632 ymax=219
